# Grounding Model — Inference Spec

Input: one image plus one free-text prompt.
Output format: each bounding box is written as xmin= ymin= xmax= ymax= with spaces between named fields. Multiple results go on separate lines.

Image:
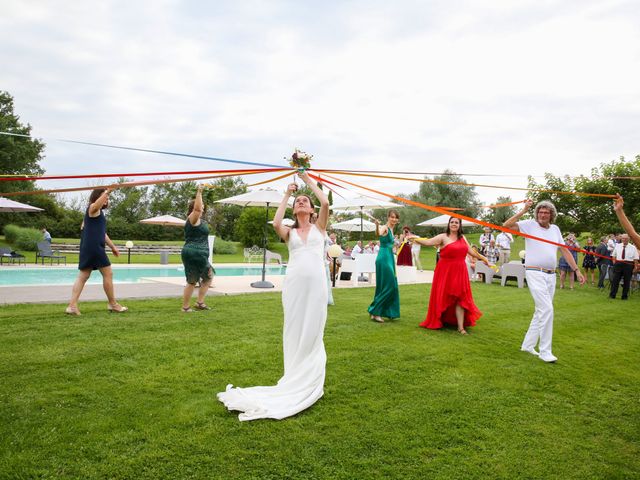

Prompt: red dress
xmin=420 ymin=237 xmax=482 ymax=329
xmin=396 ymin=242 xmax=413 ymax=266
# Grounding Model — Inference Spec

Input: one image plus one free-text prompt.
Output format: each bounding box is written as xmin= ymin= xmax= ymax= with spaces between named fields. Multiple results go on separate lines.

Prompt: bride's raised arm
xmin=298 ymin=171 xmax=330 ymax=231
xmin=273 ymin=183 xmax=297 ymax=242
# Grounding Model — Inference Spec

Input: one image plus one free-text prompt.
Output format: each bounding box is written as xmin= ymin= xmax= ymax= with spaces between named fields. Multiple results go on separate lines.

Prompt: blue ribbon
xmin=0 ymin=131 xmax=287 ymax=169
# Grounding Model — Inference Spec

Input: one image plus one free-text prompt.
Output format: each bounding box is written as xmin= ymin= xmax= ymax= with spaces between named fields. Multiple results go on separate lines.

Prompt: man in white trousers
xmin=504 ymin=200 xmax=585 ymax=363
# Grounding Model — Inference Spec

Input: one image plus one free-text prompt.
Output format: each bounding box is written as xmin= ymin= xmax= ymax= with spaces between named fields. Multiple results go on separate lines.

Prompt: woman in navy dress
xmin=582 ymin=237 xmax=597 ymax=286
xmin=66 ymin=188 xmax=128 ymax=315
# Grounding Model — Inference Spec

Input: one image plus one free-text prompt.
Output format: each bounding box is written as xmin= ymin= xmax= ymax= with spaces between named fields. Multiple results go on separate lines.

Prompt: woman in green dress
xmin=368 ymin=209 xmax=400 ymax=322
xmin=181 ymin=185 xmax=213 ymax=312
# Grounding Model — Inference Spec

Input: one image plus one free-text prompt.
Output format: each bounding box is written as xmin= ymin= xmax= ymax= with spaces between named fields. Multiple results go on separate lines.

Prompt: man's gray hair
xmin=534 ymin=200 xmax=557 ymax=223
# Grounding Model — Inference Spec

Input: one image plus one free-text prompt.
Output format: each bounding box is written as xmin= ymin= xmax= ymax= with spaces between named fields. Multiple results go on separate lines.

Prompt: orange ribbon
xmin=313 ymin=169 xmax=616 ymax=199
xmin=320 ymin=172 xmax=613 ymax=261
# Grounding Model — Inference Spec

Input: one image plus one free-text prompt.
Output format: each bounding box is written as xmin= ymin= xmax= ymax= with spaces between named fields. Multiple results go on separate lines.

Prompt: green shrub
xmin=15 ymin=227 xmax=43 ymax=251
xmin=3 ymin=224 xmax=21 ymax=244
xmin=234 ymin=207 xmax=279 ymax=247
xmin=213 ymin=238 xmax=237 ymax=255
xmin=3 ymin=225 xmax=42 ymax=251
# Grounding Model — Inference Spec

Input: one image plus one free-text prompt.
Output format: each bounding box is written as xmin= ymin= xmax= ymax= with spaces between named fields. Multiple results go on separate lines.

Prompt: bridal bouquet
xmin=287 ymin=149 xmax=313 ymax=171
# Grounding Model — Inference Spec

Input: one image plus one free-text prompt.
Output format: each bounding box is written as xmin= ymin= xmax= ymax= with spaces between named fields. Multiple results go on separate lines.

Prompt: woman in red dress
xmin=396 ymin=226 xmax=413 ymax=266
xmin=409 ymin=217 xmax=491 ymax=334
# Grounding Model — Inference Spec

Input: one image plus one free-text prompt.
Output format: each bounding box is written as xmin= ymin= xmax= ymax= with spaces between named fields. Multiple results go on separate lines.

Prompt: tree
xmin=148 ymin=180 xmax=199 ymax=218
xmin=412 ymin=170 xmax=480 ymax=218
xmin=234 ymin=207 xmax=279 ymax=247
xmin=482 ymin=196 xmax=516 ymax=226
xmin=382 ymin=170 xmax=481 ymax=230
xmin=203 ymin=176 xmax=248 ymax=240
xmin=0 ymin=91 xmax=58 ymax=233
xmin=0 ymin=91 xmax=46 ymax=195
xmin=527 ymin=155 xmax=640 ymax=235
xmin=107 ymin=178 xmax=150 ymax=224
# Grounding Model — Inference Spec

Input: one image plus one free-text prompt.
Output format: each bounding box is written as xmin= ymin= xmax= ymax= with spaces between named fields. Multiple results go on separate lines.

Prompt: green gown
xmin=181 ymin=221 xmax=213 ymax=285
xmin=367 ymin=228 xmax=400 ymax=318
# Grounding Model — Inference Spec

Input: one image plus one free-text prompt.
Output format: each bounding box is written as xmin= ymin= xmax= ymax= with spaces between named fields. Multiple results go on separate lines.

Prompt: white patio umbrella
xmin=140 ymin=214 xmax=186 ymax=227
xmin=331 ymin=218 xmax=377 ymax=232
xmin=0 ymin=197 xmax=44 ymax=212
xmin=331 ymin=195 xmax=401 ymax=239
xmin=417 ymin=214 xmax=478 ymax=228
xmin=216 ymin=188 xmax=293 ymax=289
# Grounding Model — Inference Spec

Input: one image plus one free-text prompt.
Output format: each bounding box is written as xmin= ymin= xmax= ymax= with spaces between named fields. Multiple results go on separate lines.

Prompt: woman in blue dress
xmin=558 ymin=234 xmax=579 ymax=289
xmin=66 ymin=188 xmax=128 ymax=315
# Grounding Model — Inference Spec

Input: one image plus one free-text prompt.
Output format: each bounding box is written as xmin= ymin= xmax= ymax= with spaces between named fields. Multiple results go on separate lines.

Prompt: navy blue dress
xmin=78 ymin=208 xmax=111 ymax=270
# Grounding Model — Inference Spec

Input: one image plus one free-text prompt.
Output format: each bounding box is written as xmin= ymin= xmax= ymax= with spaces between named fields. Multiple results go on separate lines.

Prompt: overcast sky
xmin=2 ymin=0 xmax=639 ymax=206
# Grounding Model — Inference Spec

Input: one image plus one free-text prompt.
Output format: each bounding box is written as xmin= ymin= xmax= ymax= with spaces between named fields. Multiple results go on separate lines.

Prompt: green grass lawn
xmin=0 ymin=284 xmax=638 ymax=479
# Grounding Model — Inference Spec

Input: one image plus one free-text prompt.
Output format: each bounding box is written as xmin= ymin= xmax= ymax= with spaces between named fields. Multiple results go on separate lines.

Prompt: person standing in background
xmin=495 ymin=230 xmax=513 ymax=265
xmin=595 ymin=236 xmax=611 ymax=289
xmin=479 ymin=227 xmax=494 ymax=255
xmin=609 ymin=234 xmax=639 ymax=300
xmin=581 ymin=237 xmax=597 ymax=286
xmin=42 ymin=226 xmax=52 ymax=243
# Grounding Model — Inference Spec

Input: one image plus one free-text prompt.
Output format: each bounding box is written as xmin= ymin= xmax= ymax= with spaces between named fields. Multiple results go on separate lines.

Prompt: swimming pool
xmin=0 ymin=265 xmax=287 ymax=287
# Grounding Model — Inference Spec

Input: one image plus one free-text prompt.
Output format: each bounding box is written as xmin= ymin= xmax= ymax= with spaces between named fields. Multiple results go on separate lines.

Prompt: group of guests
xmin=366 ymin=211 xmax=488 ymax=333
xmin=350 ymin=240 xmax=379 ymax=256
xmin=62 ymin=181 xmax=639 ymax=422
xmin=366 ymin=197 xmax=639 ymax=365
xmin=479 ymin=226 xmax=515 ymax=264
xmin=548 ymin=229 xmax=639 ymax=299
xmin=64 ymin=185 xmax=213 ymax=315
xmin=367 ymin=200 xmax=605 ymax=364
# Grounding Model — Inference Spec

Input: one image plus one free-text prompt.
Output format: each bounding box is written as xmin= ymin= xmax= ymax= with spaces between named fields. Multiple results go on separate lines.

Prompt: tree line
xmin=2 ymin=90 xmax=638 ymax=246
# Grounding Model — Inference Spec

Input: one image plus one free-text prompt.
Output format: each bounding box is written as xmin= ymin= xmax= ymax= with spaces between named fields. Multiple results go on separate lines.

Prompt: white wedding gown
xmin=217 ymin=225 xmax=328 ymax=421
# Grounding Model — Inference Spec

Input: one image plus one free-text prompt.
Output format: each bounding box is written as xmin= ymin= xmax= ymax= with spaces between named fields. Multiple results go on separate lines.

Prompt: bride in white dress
xmin=217 ymin=171 xmax=330 ymax=421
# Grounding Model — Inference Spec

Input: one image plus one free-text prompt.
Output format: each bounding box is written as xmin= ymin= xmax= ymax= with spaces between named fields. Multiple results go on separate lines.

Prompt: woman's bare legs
xmin=455 ymin=304 xmax=467 ymax=334
xmin=182 ymin=283 xmax=196 ymax=310
xmin=67 ymin=269 xmax=92 ymax=313
xmin=98 ymin=266 xmax=117 ymax=306
xmin=99 ymin=266 xmax=127 ymax=310
xmin=196 ymin=277 xmax=212 ymax=305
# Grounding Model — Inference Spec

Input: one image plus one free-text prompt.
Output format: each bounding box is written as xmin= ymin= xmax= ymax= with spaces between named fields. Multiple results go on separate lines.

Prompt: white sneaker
xmin=521 ymin=347 xmax=539 ymax=356
xmin=539 ymin=353 xmax=558 ymax=363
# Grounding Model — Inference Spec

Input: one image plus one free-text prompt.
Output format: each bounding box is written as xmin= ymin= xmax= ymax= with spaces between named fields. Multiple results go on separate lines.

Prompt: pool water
xmin=0 ymin=265 xmax=287 ymax=287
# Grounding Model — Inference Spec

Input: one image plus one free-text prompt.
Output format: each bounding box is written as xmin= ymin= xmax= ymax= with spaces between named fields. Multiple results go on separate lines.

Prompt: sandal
xmin=65 ymin=306 xmax=81 ymax=316
xmin=458 ymin=328 xmax=468 ymax=335
xmin=370 ymin=315 xmax=384 ymax=323
xmin=194 ymin=302 xmax=211 ymax=311
xmin=182 ymin=306 xmax=194 ymax=313
xmin=108 ymin=304 xmax=129 ymax=313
